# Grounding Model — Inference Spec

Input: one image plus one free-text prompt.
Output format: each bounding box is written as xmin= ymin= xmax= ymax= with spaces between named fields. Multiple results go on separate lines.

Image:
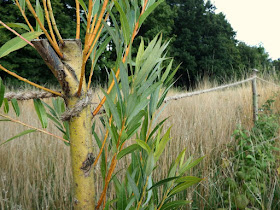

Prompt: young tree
xmin=0 ymin=0 xmax=202 ymax=209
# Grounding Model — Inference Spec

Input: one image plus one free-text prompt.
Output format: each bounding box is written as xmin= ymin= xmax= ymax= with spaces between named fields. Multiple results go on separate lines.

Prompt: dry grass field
xmin=1 ymin=77 xmax=280 ymax=209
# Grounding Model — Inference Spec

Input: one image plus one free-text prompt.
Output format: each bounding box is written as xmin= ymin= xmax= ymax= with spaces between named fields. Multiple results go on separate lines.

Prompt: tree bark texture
xmin=33 ymin=39 xmax=95 ymax=209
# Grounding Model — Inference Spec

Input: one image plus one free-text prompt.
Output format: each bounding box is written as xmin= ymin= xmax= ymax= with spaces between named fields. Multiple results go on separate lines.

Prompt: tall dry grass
xmin=1 ymin=77 xmax=280 ymax=209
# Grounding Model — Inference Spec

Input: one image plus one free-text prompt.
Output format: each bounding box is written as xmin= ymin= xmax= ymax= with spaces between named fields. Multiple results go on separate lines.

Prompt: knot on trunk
xmin=60 ymin=90 xmax=93 ymax=121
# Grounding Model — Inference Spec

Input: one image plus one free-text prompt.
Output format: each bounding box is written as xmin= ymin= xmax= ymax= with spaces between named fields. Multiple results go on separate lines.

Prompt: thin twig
xmin=96 ymin=119 xmax=126 ymax=209
xmin=42 ymin=0 xmax=58 ymax=47
xmin=92 ymin=1 xmax=148 ymax=116
xmin=0 ymin=20 xmax=34 ymax=48
xmin=87 ymin=51 xmax=96 ymax=90
xmin=0 ymin=113 xmax=69 ymax=144
xmin=0 ymin=64 xmax=62 ymax=97
xmin=25 ymin=0 xmax=63 ymax=57
xmin=14 ymin=0 xmax=34 ymax=31
xmin=75 ymin=0 xmax=80 ymax=39
xmin=47 ymin=0 xmax=64 ymax=45
xmin=77 ymin=0 xmax=109 ymax=96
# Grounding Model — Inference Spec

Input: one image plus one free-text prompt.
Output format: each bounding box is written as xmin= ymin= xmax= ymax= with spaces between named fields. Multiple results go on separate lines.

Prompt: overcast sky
xmin=212 ymin=0 xmax=280 ymax=60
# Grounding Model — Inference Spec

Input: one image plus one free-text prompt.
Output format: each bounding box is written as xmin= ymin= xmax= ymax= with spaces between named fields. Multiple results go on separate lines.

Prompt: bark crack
xmin=81 ymin=153 xmax=95 ymax=177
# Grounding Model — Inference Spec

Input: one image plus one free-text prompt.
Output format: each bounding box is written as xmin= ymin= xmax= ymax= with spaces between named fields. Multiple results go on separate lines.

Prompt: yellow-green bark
xmin=33 ymin=39 xmax=95 ymax=209
xmin=61 ymin=40 xmax=95 ymax=209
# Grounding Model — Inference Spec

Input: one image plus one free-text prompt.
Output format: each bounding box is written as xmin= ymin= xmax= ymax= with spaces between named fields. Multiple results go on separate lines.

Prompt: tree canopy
xmin=0 ymin=0 xmax=273 ymax=87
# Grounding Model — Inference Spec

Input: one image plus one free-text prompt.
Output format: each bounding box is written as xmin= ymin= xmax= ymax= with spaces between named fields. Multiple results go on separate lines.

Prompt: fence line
xmin=256 ymin=77 xmax=280 ymax=88
xmin=164 ymin=76 xmax=256 ymax=102
xmin=3 ymin=76 xmax=280 ymax=102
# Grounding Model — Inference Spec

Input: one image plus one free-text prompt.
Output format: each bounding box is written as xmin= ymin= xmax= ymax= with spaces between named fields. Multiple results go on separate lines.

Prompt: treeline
xmin=0 ymin=0 xmax=276 ymax=87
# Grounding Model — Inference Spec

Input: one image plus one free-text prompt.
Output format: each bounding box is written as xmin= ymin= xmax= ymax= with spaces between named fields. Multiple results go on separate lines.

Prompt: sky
xmin=212 ymin=0 xmax=280 ymax=60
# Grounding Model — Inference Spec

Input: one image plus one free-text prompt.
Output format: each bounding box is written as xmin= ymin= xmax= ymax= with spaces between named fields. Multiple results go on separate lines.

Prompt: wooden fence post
xmin=252 ymin=69 xmax=258 ymax=124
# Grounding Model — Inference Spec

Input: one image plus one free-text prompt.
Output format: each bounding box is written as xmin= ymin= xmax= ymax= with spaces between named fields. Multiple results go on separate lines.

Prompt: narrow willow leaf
xmin=78 ymin=0 xmax=88 ymax=13
xmin=11 ymin=98 xmax=20 ymax=117
xmin=117 ymin=183 xmax=127 ymax=209
xmin=125 ymin=197 xmax=136 ymax=210
xmin=33 ymin=99 xmax=48 ymax=128
xmin=147 ymin=118 xmax=168 ymax=141
xmin=146 ymin=152 xmax=155 ymax=176
xmin=19 ymin=0 xmax=26 ymax=10
xmin=140 ymin=111 xmax=148 ymax=140
xmin=101 ymin=89 xmax=122 ymax=129
xmin=127 ymin=98 xmax=149 ymax=124
xmin=0 ymin=129 xmax=36 ymax=146
xmin=161 ymin=200 xmax=190 ymax=210
xmin=3 ymin=98 xmax=9 ymax=113
xmin=139 ymin=0 xmax=164 ymax=26
xmin=114 ymin=1 xmax=131 ymax=45
xmin=119 ymin=63 xmax=129 ymax=101
xmin=143 ymin=176 xmax=153 ymax=206
xmin=169 ymin=179 xmax=201 ymax=196
xmin=126 ymin=172 xmax=140 ymax=201
xmin=101 ymin=19 xmax=120 ymax=51
xmin=135 ymin=139 xmax=151 ymax=153
xmin=117 ymin=144 xmax=140 ymax=160
xmin=161 ymin=59 xmax=173 ymax=82
xmin=91 ymin=36 xmax=112 ymax=72
xmin=0 ymin=31 xmax=43 ymax=58
xmin=46 ymin=113 xmax=63 ymax=130
xmin=135 ymin=38 xmax=144 ymax=74
xmin=175 ymin=176 xmax=202 ymax=184
xmin=35 ymin=0 xmax=44 ymax=32
xmin=0 ymin=23 xmax=30 ymax=31
xmin=0 ymin=77 xmax=5 ymax=107
xmin=127 ymin=110 xmax=145 ymax=130
xmin=92 ymin=0 xmax=100 ymax=15
xmin=179 ymin=156 xmax=205 ymax=175
xmin=154 ymin=127 xmax=171 ymax=162
xmin=147 ymin=176 xmax=179 ymax=191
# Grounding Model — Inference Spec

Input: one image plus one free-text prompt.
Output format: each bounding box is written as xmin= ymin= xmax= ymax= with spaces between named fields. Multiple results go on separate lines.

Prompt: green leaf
xmin=127 ymin=171 xmax=140 ymax=201
xmin=101 ymin=89 xmax=122 ymax=129
xmin=33 ymin=99 xmax=48 ymax=128
xmin=0 ymin=129 xmax=36 ymax=146
xmin=119 ymin=63 xmax=129 ymax=101
xmin=117 ymin=183 xmax=127 ymax=210
xmin=19 ymin=0 xmax=26 ymax=10
xmin=147 ymin=176 xmax=179 ymax=191
xmin=3 ymin=98 xmax=9 ymax=113
xmin=175 ymin=176 xmax=202 ymax=184
xmin=169 ymin=179 xmax=201 ymax=196
xmin=114 ymin=1 xmax=131 ymax=45
xmin=78 ymin=0 xmax=88 ymax=13
xmin=146 ymin=152 xmax=155 ymax=176
xmin=0 ymin=23 xmax=30 ymax=31
xmin=35 ymin=0 xmax=44 ymax=32
xmin=117 ymin=144 xmax=140 ymax=160
xmin=154 ymin=127 xmax=171 ymax=162
xmin=11 ymin=98 xmax=20 ymax=117
xmin=161 ymin=200 xmax=190 ymax=210
xmin=0 ymin=77 xmax=5 ymax=107
xmin=179 ymin=156 xmax=204 ymax=175
xmin=135 ymin=139 xmax=151 ymax=153
xmin=139 ymin=0 xmax=164 ymax=26
xmin=0 ymin=31 xmax=43 ymax=58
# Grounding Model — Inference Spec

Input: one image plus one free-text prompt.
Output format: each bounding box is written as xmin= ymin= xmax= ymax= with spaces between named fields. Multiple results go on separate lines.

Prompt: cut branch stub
xmin=32 ymin=39 xmax=85 ymax=99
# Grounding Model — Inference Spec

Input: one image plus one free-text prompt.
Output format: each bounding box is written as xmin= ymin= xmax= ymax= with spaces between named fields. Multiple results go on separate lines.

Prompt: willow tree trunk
xmin=32 ymin=39 xmax=95 ymax=209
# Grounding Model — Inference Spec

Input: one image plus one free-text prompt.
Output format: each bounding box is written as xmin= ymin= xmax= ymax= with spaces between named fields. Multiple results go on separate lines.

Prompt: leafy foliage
xmin=215 ymin=98 xmax=280 ymax=209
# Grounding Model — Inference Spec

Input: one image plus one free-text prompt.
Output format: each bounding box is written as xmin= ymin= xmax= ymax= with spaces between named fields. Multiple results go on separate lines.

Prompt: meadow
xmin=1 ymin=75 xmax=280 ymax=209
